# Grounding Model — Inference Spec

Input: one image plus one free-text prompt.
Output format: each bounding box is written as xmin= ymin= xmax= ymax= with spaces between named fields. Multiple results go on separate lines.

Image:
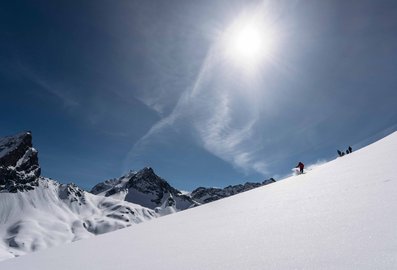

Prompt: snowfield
xmin=2 ymin=131 xmax=397 ymax=269
xmin=0 ymin=179 xmax=156 ymax=261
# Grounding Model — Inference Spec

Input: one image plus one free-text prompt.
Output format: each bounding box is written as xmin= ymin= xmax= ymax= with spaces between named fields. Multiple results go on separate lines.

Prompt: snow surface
xmin=0 ymin=179 xmax=156 ymax=261
xmin=2 ymin=131 xmax=397 ymax=269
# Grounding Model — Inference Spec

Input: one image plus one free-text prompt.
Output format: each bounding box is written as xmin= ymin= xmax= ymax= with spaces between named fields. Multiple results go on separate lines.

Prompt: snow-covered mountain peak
xmin=127 ymin=167 xmax=179 ymax=195
xmin=0 ymin=131 xmax=40 ymax=193
xmin=91 ymin=167 xmax=198 ymax=211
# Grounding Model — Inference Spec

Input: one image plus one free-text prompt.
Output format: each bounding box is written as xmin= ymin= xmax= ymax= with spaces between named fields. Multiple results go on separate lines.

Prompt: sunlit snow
xmin=1 ymin=132 xmax=397 ymax=269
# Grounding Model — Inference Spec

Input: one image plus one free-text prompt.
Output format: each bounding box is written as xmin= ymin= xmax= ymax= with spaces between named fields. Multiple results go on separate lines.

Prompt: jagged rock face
xmin=0 ymin=132 xmax=41 ymax=192
xmin=191 ymin=178 xmax=276 ymax=204
xmin=59 ymin=183 xmax=86 ymax=205
xmin=90 ymin=180 xmax=117 ymax=195
xmin=91 ymin=167 xmax=197 ymax=210
xmin=262 ymin=178 xmax=276 ymax=185
xmin=126 ymin=167 xmax=182 ymax=205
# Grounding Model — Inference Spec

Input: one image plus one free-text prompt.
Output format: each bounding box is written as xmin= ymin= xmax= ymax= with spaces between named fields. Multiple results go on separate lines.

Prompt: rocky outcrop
xmin=58 ymin=183 xmax=86 ymax=205
xmin=0 ymin=132 xmax=41 ymax=192
xmin=91 ymin=167 xmax=198 ymax=211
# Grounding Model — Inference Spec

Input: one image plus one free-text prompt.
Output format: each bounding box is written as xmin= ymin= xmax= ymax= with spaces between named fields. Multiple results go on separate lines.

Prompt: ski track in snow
xmin=1 ymin=132 xmax=397 ymax=269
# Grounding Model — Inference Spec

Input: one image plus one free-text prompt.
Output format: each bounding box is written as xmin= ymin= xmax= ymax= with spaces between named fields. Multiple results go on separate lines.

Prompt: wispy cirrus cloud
xmin=122 ymin=1 xmax=294 ymax=176
xmin=20 ymin=65 xmax=80 ymax=108
xmin=193 ymin=89 xmax=267 ymax=174
xmin=125 ymin=17 xmax=272 ymax=175
xmin=31 ymin=76 xmax=80 ymax=108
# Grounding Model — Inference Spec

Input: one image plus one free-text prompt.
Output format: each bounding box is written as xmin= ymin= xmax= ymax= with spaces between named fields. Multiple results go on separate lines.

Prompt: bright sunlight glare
xmin=222 ymin=16 xmax=277 ymax=70
xmin=232 ymin=24 xmax=263 ymax=59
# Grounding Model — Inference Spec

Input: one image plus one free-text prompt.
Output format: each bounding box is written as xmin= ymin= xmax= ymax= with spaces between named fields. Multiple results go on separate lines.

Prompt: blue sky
xmin=1 ymin=0 xmax=397 ymax=191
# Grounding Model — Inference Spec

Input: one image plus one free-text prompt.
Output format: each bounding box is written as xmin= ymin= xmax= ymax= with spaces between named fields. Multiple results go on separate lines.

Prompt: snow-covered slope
xmin=0 ymin=132 xmax=157 ymax=261
xmin=0 ymin=179 xmax=156 ymax=261
xmin=3 ymin=131 xmax=397 ymax=269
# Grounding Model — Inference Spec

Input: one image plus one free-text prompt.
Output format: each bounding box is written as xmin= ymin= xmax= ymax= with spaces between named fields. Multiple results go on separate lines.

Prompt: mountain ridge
xmin=191 ymin=178 xmax=276 ymax=204
xmin=91 ymin=167 xmax=276 ymax=211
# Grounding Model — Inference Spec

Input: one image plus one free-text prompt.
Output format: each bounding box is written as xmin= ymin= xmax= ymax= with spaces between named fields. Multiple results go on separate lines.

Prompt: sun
xmin=222 ymin=17 xmax=276 ymax=68
xmin=232 ymin=23 xmax=263 ymax=60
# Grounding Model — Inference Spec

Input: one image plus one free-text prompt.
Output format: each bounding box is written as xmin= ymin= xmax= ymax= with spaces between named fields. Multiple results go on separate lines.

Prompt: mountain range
xmin=91 ymin=167 xmax=275 ymax=213
xmin=0 ymin=131 xmax=275 ymax=261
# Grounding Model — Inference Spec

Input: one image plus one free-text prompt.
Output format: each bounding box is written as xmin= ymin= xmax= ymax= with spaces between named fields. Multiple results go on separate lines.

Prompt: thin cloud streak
xmin=20 ymin=65 xmax=80 ymax=108
xmin=33 ymin=77 xmax=80 ymax=108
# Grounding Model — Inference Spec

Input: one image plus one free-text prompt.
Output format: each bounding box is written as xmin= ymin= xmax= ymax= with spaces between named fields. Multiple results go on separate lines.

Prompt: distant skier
xmin=295 ymin=162 xmax=304 ymax=174
xmin=348 ymin=146 xmax=352 ymax=153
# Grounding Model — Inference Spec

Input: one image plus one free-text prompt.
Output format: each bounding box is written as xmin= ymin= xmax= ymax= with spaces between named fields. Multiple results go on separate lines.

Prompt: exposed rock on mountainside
xmin=91 ymin=167 xmax=198 ymax=211
xmin=191 ymin=178 xmax=276 ymax=204
xmin=0 ymin=132 xmax=40 ymax=192
xmin=92 ymin=169 xmax=276 ymax=210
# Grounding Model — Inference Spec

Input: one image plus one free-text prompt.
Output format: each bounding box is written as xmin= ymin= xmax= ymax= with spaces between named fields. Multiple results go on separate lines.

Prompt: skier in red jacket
xmin=296 ymin=162 xmax=304 ymax=174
